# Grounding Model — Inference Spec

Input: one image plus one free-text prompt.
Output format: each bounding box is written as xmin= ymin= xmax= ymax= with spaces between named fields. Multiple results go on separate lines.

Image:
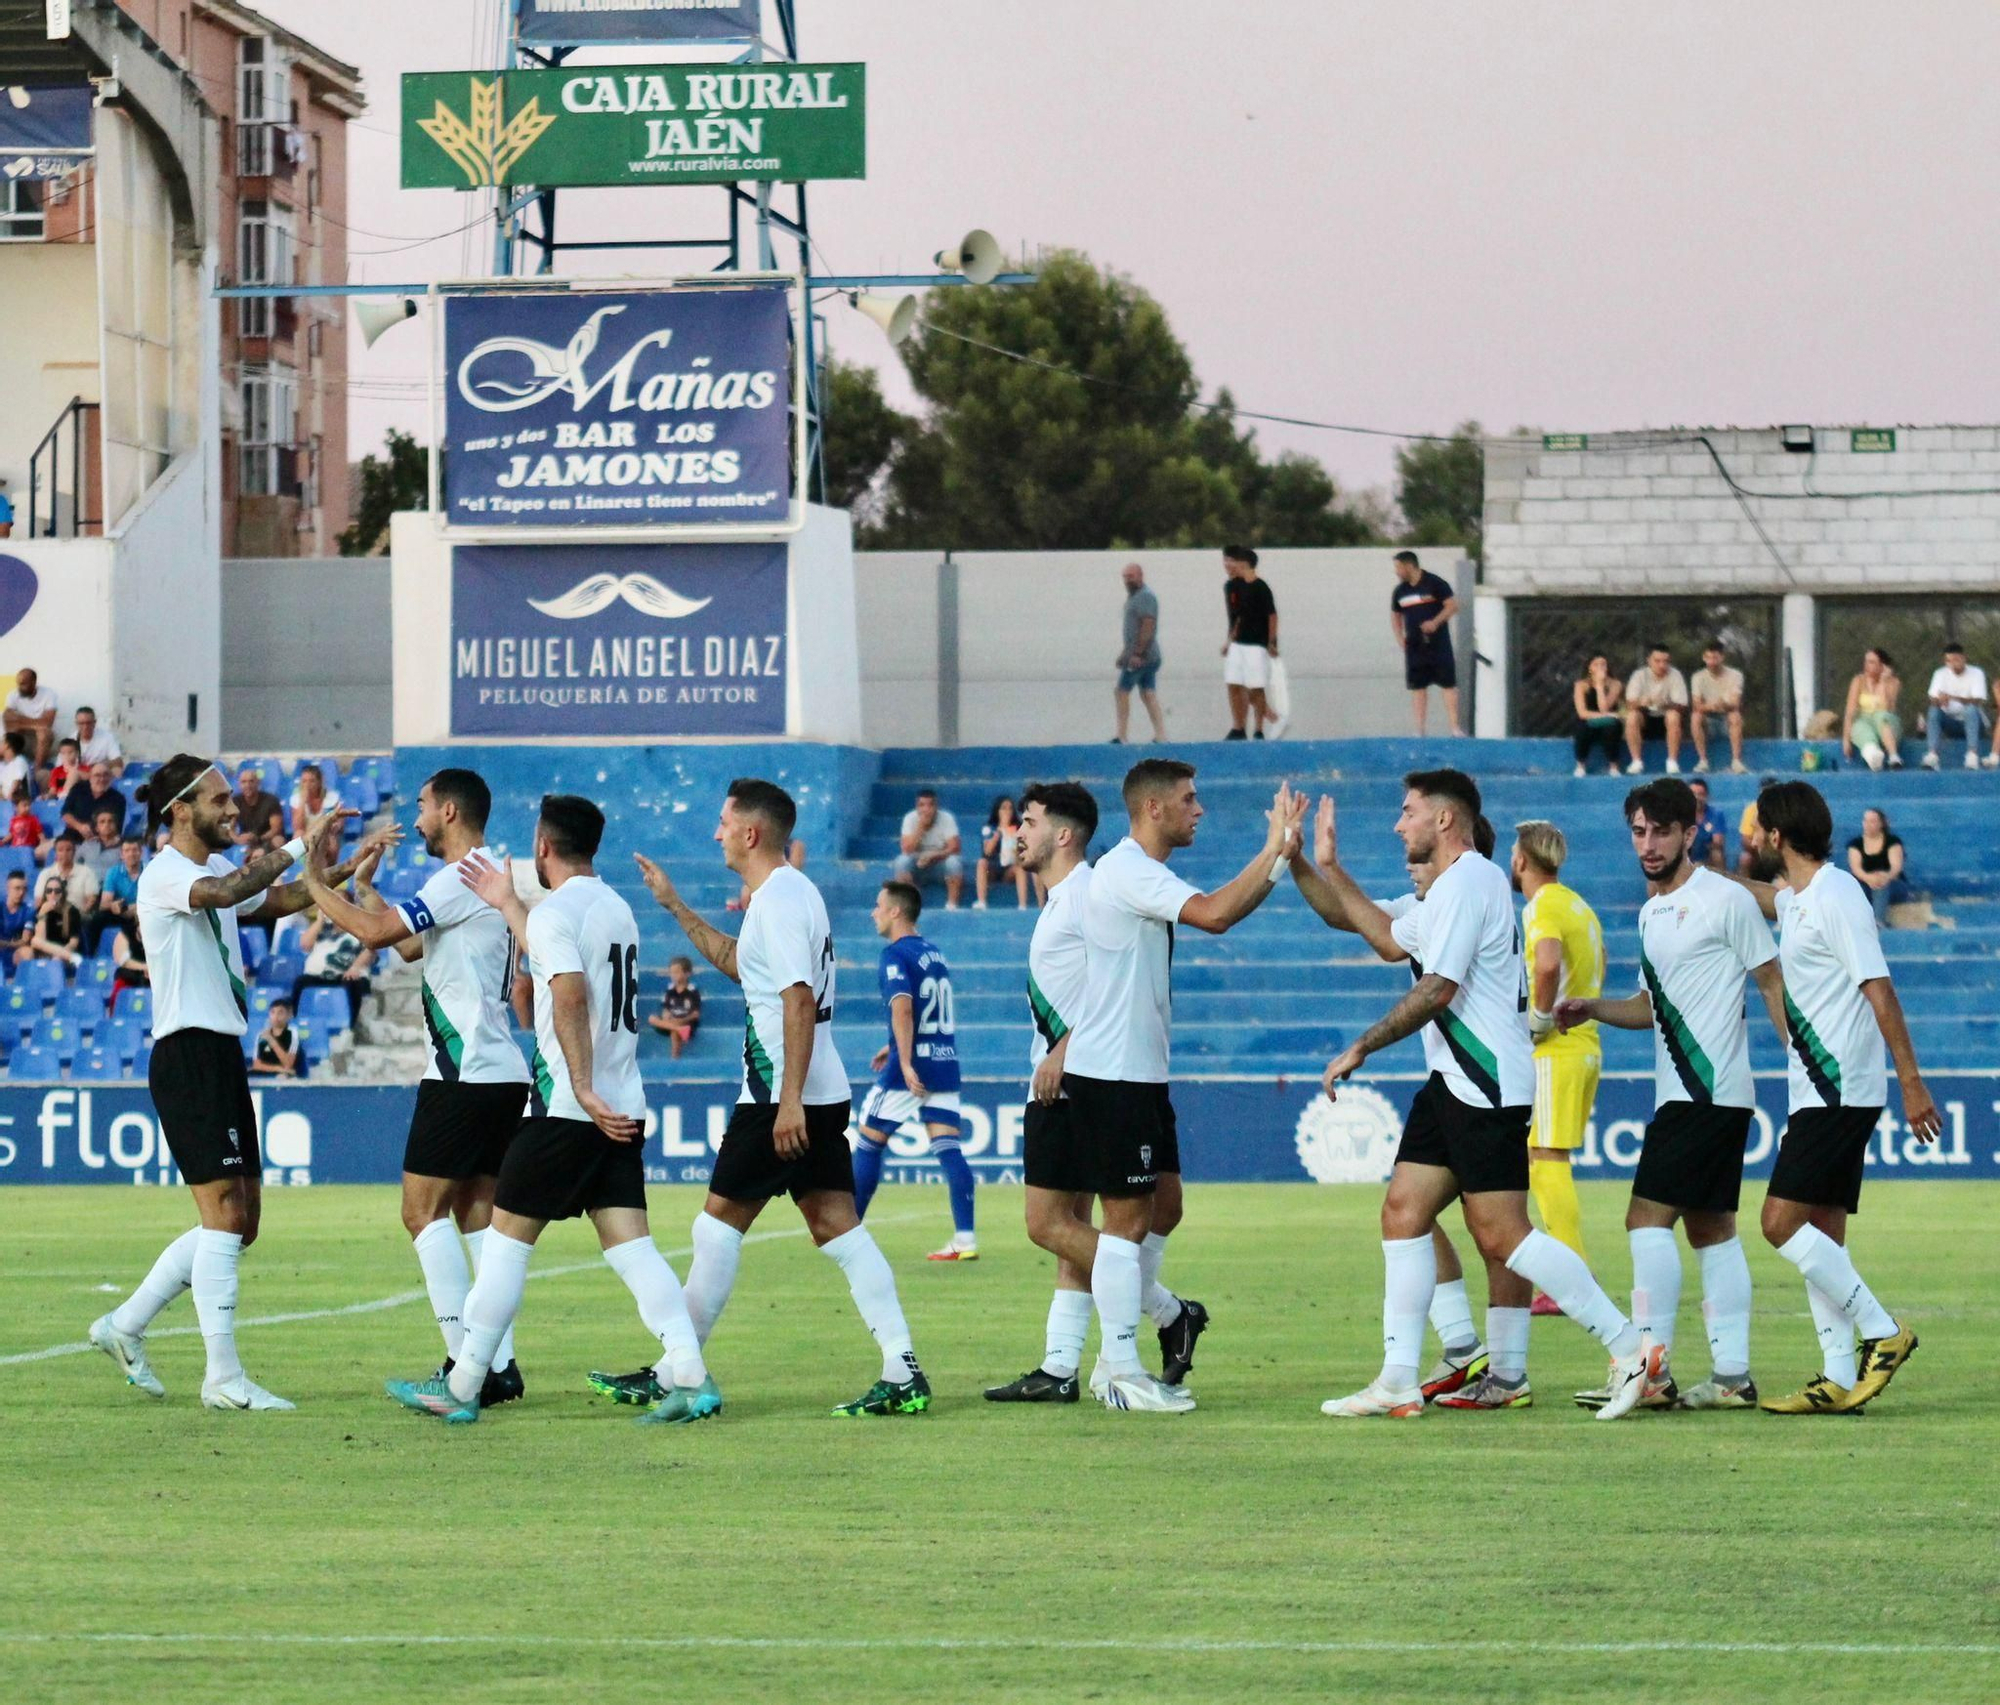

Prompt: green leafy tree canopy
xmin=339 ymin=428 xmax=429 ymax=557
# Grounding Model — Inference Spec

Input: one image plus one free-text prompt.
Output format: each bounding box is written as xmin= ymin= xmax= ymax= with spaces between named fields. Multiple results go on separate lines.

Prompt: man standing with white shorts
xmin=1220 ymin=545 xmax=1278 ymax=740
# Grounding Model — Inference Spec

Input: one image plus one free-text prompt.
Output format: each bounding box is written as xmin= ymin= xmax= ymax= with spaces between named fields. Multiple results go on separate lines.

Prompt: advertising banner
xmin=518 ymin=0 xmax=761 ymax=46
xmin=5 ymin=1074 xmax=1994 ymax=1187
xmin=0 ymin=83 xmax=92 ymax=179
xmin=442 ymin=285 xmax=793 ymax=529
xmin=450 ymin=541 xmax=787 ymax=737
xmin=402 ymin=62 xmax=862 ymax=189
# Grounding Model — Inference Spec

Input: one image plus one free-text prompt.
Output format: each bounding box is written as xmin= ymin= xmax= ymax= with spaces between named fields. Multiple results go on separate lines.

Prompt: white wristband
xmin=283 ymin=837 xmax=308 ymax=864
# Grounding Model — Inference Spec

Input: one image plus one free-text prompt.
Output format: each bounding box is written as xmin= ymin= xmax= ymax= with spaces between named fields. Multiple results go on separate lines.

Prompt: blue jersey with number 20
xmin=877 ymin=934 xmax=960 ymax=1091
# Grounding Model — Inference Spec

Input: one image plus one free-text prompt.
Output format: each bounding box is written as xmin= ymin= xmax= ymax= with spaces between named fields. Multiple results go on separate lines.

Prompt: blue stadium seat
xmin=30 ymin=1017 xmax=78 ymax=1063
xmin=16 ymin=960 xmax=64 ymax=1009
xmin=32 ymin=800 xmax=61 ymax=836
xmin=101 ymin=1017 xmax=144 ymax=1061
xmin=294 ymin=757 xmax=339 ymax=790
xmin=55 ymin=988 xmax=103 ymax=1031
xmin=0 ymin=1011 xmax=37 ymax=1048
xmin=240 ymin=926 xmax=269 ymax=974
xmin=116 ymin=988 xmax=152 ymax=1025
xmin=352 ymin=754 xmax=397 ymax=799
xmin=0 ymin=847 xmax=35 ymax=884
xmin=71 ymin=1047 xmax=122 ymax=1082
xmin=297 ymin=985 xmax=351 ymax=1036
xmin=235 ymin=757 xmax=285 ymax=795
xmin=8 ymin=1045 xmax=61 ymax=1080
xmin=131 ymin=1038 xmax=154 ymax=1077
xmin=346 ymin=775 xmax=381 ymax=816
xmin=77 ymin=954 xmax=115 ymax=995
xmin=0 ymin=982 xmax=39 ymax=1029
xmin=248 ymin=986 xmax=277 ymax=1024
xmin=258 ymin=952 xmax=304 ymax=991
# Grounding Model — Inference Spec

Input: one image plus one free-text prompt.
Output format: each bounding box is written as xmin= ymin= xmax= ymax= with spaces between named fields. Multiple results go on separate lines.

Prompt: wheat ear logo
xmin=417 ymin=77 xmax=556 ymax=187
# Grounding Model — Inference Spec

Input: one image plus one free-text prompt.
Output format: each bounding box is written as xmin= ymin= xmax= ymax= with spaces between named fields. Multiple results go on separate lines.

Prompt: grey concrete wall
xmin=222 ymin=558 xmax=393 ymax=750
xmin=855 ymin=547 xmax=1473 ymax=748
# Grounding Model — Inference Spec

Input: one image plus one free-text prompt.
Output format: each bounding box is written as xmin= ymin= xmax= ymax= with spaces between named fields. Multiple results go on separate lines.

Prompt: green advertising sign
xmin=401 ymin=62 xmax=865 ymax=189
xmin=1541 ymin=433 xmax=1589 ymax=452
xmin=1851 ymin=428 xmax=1897 ymax=453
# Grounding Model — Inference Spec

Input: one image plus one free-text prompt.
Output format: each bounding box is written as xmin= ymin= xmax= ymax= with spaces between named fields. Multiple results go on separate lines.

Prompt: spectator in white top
xmin=1688 ymin=640 xmax=1749 ymax=775
xmin=73 ymin=706 xmax=123 ymax=775
xmin=1623 ymin=644 xmax=1689 ymax=775
xmin=0 ymin=731 xmax=31 ymax=805
xmin=35 ymin=830 xmax=101 ymax=913
xmin=290 ymin=763 xmax=342 ymax=837
xmin=1921 ymin=641 xmax=1988 ymax=770
xmin=892 ymin=788 xmax=964 ymax=908
xmin=4 ymin=668 xmax=56 ymax=765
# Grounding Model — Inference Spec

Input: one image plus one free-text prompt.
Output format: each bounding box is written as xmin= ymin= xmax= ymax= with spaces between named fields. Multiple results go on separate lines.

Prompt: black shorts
xmin=492 ymin=1115 xmax=647 ymax=1223
xmin=708 ymin=1101 xmax=855 ymax=1203
xmin=150 ymin=1028 xmax=260 ymax=1187
xmin=1631 ymin=1101 xmax=1756 ymax=1213
xmin=1768 ymin=1105 xmax=1882 ymax=1214
xmin=1023 ymin=1098 xmax=1089 ymax=1194
xmin=1405 ymin=648 xmax=1457 ymax=691
xmin=403 ymin=1079 xmax=528 ymax=1181
xmin=1060 ymin=1075 xmax=1181 ymax=1198
xmin=1394 ymin=1071 xmax=1531 ymax=1194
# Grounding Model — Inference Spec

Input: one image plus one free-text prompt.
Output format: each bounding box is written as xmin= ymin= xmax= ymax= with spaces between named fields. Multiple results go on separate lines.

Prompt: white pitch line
xmin=0 ymin=1215 xmax=915 ymax=1370
xmin=0 ymin=1632 xmax=1992 ymax=1659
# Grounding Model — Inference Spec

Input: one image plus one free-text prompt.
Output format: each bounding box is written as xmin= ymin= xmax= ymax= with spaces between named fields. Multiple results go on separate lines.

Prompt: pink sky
xmin=260 ymin=0 xmax=2000 ymax=502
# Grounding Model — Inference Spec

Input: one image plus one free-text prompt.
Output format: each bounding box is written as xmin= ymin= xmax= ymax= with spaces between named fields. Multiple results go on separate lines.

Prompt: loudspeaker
xmin=355 ymin=296 xmax=418 ymax=349
xmin=933 ymin=228 xmax=1002 ymax=286
xmin=853 ymin=291 xmax=916 ymax=345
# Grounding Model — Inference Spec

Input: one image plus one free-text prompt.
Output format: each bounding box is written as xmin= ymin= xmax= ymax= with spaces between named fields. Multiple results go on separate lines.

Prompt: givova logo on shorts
xmin=1293 ymin=1086 xmax=1403 ymax=1184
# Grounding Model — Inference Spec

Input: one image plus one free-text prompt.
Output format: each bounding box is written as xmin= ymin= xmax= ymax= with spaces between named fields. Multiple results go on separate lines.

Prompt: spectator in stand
xmin=1688 ymin=777 xmax=1728 ymax=870
xmin=1922 ymin=640 xmax=1988 ymax=770
xmin=291 ymin=912 xmax=375 ymax=1028
xmin=7 ymin=782 xmax=44 ymax=862
xmin=0 ymin=479 xmax=13 ymax=538
xmin=36 ymin=830 xmax=99 ymax=912
xmin=1623 ymin=643 xmax=1689 ymax=774
xmin=109 ymin=916 xmax=148 ymax=1008
xmin=1220 ymin=544 xmax=1280 ymax=739
xmin=72 ymin=706 xmax=123 ymax=775
xmin=1847 ymin=807 xmax=1912 ymax=928
xmin=1736 ymin=775 xmax=1780 ymax=875
xmin=0 ymin=731 xmax=32 ymax=804
xmin=892 ymin=787 xmax=964 ymax=908
xmin=0 ymin=869 xmax=34 ymax=965
xmin=1571 ymin=653 xmax=1624 ymax=775
xmin=1113 ymin=561 xmax=1167 ymax=745
xmin=647 ymin=957 xmax=703 ymax=1060
xmin=80 ymin=806 xmax=123 ymax=880
xmin=290 ymin=762 xmax=342 ymax=837
xmin=44 ymin=737 xmax=81 ymax=800
xmin=1989 ymin=675 xmax=2000 ymax=770
xmin=4 ymin=668 xmax=56 ymax=765
xmin=1389 ymin=550 xmax=1463 ymax=736
xmin=30 ymin=875 xmax=85 ymax=969
xmin=233 ymin=764 xmax=287 ymax=852
xmin=250 ymin=998 xmax=302 ymax=1078
xmin=62 ymin=760 xmax=127 ymax=841
xmin=1841 ymin=646 xmax=1904 ymax=771
xmin=98 ymin=832 xmax=143 ymax=933
xmin=975 ymin=794 xmax=1030 ymax=910
xmin=1688 ymin=639 xmax=1749 ymax=774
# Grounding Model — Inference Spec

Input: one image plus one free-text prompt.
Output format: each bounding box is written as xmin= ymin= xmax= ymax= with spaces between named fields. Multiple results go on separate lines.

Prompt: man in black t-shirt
xmin=1220 ymin=544 xmax=1280 ymax=739
xmin=1389 ymin=550 xmax=1464 ymax=736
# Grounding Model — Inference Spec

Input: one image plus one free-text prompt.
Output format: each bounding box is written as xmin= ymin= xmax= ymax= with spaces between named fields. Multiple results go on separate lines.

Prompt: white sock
xmin=1379 ymin=1234 xmax=1435 ymax=1391
xmin=820 ymin=1225 xmax=918 ymax=1385
xmin=684 ymin=1212 xmax=744 ymax=1346
xmin=191 ymin=1229 xmax=244 ymax=1386
xmin=1807 ymin=1282 xmax=1860 ymax=1387
xmin=412 ymin=1218 xmax=471 ymax=1360
xmin=603 ymin=1234 xmax=706 ymax=1389
xmin=111 ymin=1226 xmax=199 ymax=1336
xmin=1042 ymin=1288 xmax=1093 ymax=1378
xmin=1775 ymin=1224 xmax=1896 ymax=1339
xmin=1139 ymin=1231 xmax=1182 ymax=1329
xmin=452 ymin=1229 xmax=531 ymax=1403
xmin=1487 ymin=1306 xmax=1531 ymax=1382
xmin=463 ymin=1228 xmax=516 ymax=1371
xmin=1628 ymin=1225 xmax=1683 ymax=1352
xmin=1091 ymin=1234 xmax=1144 ymax=1374
xmin=1697 ymin=1237 xmax=1754 ymax=1379
xmin=1429 ymin=1276 xmax=1479 ymax=1354
xmin=1507 ymin=1230 xmax=1641 ymax=1360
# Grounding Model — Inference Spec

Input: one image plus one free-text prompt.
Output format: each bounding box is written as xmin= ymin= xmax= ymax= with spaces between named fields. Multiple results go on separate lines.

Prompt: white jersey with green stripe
xmin=1775 ymin=864 xmax=1890 ymax=1110
xmin=1636 ymin=866 xmax=1777 ymax=1111
xmin=137 ymin=846 xmax=250 ymax=1039
xmin=1386 ymin=851 xmax=1533 ymax=1110
xmin=1026 ymin=862 xmax=1090 ymax=1075
xmin=524 ymin=874 xmax=647 ymax=1124
xmin=398 ymin=850 xmax=528 ymax=1086
xmin=735 ymin=864 xmax=848 ymax=1107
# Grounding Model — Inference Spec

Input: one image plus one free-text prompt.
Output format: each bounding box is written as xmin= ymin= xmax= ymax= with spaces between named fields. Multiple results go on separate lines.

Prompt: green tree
xmin=858 ymin=250 xmax=1372 ymax=550
xmin=1393 ymin=420 xmax=1485 ymax=560
xmin=338 ymin=429 xmax=429 ymax=557
xmin=817 ymin=357 xmax=915 ymax=525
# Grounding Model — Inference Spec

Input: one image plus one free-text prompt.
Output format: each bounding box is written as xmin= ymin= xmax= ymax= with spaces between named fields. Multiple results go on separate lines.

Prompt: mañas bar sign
xmin=518 ymin=0 xmax=761 ymax=46
xmin=402 ymin=62 xmax=863 ymax=189
xmin=442 ymin=284 xmax=793 ymax=528
xmin=451 ymin=542 xmax=786 ymax=737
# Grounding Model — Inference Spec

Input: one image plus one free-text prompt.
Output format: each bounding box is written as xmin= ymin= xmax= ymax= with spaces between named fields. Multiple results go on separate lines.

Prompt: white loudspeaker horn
xmin=853 ymin=291 xmax=917 ymax=346
xmin=355 ymin=296 xmax=418 ymax=349
xmin=933 ymin=228 xmax=1002 ymax=286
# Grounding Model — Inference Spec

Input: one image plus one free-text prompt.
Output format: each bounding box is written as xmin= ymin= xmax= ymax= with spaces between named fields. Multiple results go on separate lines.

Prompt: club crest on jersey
xmin=1138 ymin=1143 xmax=1152 ymax=1169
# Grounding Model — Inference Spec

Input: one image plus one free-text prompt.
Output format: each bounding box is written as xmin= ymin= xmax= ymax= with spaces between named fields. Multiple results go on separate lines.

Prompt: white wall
xmin=222 ymin=558 xmax=394 ymax=749
xmin=0 ymin=540 xmax=113 ymax=729
xmin=390 ymin=513 xmax=452 ymax=745
xmin=855 ymin=546 xmax=1473 ymax=748
xmin=0 ymin=244 xmax=99 ymax=520
xmin=108 ymin=452 xmax=216 ymax=755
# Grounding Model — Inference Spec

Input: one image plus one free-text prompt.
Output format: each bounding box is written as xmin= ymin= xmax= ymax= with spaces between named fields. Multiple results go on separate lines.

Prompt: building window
xmin=237 ymin=34 xmax=296 ymax=176
xmin=0 ymin=178 xmax=46 ymax=242
xmin=237 ymin=199 xmax=295 ymax=338
xmin=241 ymin=367 xmax=299 ymax=497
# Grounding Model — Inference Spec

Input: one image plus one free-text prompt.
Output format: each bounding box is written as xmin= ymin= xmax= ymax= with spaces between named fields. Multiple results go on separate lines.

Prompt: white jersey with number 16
xmin=525 ymin=874 xmax=646 ymax=1125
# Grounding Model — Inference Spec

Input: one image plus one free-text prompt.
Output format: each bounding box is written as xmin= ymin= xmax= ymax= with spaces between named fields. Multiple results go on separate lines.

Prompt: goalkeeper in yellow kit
xmin=1511 ymin=820 xmax=1604 ymax=1309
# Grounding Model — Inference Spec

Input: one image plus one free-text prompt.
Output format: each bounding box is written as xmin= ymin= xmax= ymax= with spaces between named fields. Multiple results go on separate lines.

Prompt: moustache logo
xmin=527 ymin=572 xmax=714 ymax=621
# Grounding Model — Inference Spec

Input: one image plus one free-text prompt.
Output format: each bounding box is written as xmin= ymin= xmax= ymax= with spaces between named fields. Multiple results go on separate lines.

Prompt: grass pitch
xmin=2 ymin=1181 xmax=1996 ymax=1704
